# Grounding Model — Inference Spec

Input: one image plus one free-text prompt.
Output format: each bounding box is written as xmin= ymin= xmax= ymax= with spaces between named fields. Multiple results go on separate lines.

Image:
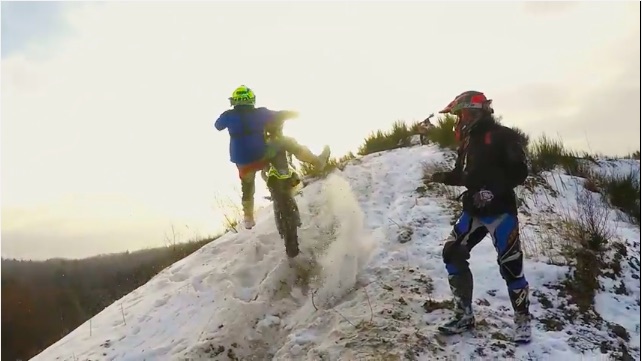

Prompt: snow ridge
xmin=31 ymin=145 xmax=640 ymax=361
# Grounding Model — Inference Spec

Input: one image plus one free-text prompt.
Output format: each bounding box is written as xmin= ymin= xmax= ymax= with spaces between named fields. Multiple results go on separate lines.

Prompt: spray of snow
xmin=298 ymin=173 xmax=376 ymax=308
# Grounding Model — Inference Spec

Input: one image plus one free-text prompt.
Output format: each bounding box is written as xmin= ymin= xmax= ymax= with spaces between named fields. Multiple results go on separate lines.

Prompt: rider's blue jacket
xmin=215 ymin=106 xmax=283 ymax=165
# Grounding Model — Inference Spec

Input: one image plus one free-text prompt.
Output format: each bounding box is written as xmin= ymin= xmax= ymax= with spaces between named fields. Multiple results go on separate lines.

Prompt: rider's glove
xmin=429 ymin=172 xmax=447 ymax=184
xmin=472 ymin=189 xmax=494 ymax=208
xmin=283 ymin=110 xmax=299 ymax=119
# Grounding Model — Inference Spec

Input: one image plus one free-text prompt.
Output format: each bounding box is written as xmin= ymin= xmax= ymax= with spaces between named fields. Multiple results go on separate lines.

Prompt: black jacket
xmin=433 ymin=117 xmax=528 ymax=216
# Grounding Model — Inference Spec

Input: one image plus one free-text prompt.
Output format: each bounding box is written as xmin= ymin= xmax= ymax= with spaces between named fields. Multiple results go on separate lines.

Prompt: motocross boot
xmin=509 ymin=285 xmax=532 ymax=343
xmin=438 ymin=271 xmax=475 ymax=335
xmin=293 ymin=145 xmax=331 ymax=169
xmin=242 ymin=200 xmax=255 ymax=229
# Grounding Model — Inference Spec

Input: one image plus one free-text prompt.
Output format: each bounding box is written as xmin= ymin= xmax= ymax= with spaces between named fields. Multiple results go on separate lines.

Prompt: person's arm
xmin=214 ymin=111 xmax=229 ymax=131
xmin=274 ymin=110 xmax=299 ymax=122
xmin=259 ymin=108 xmax=299 ymax=130
xmin=431 ymin=148 xmax=465 ymax=186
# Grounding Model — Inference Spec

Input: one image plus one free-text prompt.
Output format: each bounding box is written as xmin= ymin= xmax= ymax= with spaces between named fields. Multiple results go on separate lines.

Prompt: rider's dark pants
xmin=236 ymin=136 xmax=305 ymax=217
xmin=442 ymin=211 xmax=530 ymax=315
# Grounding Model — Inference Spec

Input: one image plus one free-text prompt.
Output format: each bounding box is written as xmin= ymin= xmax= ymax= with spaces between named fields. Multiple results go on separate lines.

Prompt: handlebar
xmin=422 ymin=113 xmax=435 ymax=125
xmin=264 ymin=118 xmax=287 ymax=140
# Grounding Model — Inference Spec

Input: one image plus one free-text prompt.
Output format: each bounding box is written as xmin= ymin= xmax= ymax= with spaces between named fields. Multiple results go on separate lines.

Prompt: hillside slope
xmin=31 ymin=144 xmax=641 ymax=361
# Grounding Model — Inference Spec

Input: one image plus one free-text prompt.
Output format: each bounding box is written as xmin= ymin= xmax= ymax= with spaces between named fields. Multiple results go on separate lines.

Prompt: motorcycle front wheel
xmin=269 ymin=178 xmax=301 ymax=258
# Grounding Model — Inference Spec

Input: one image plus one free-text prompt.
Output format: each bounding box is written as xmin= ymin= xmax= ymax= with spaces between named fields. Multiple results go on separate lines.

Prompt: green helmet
xmin=229 ymin=85 xmax=256 ymax=106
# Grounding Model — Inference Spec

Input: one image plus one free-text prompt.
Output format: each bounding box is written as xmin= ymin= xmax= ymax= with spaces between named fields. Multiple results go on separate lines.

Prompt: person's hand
xmin=429 ymin=172 xmax=447 ymax=184
xmin=472 ymin=189 xmax=494 ymax=208
xmin=283 ymin=110 xmax=299 ymax=119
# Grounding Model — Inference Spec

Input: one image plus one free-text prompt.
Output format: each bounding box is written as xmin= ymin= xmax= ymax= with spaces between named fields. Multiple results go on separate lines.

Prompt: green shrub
xmin=357 ymin=120 xmax=415 ymax=156
xmin=409 ymin=120 xmax=426 ymax=134
xmin=559 ymin=188 xmax=613 ymax=319
xmin=528 ymin=134 xmax=568 ymax=173
xmin=426 ymin=114 xmax=457 ymax=149
xmin=527 ymin=134 xmax=592 ymax=176
xmin=299 ymin=151 xmax=357 ymax=178
xmin=625 ymin=150 xmax=641 ymax=160
xmin=600 ymin=170 xmax=641 ymax=225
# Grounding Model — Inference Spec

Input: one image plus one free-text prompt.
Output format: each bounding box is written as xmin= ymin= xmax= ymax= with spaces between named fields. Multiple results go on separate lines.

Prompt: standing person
xmin=417 ymin=113 xmax=436 ymax=145
xmin=214 ymin=85 xmax=331 ymax=230
xmin=428 ymin=90 xmax=531 ymax=343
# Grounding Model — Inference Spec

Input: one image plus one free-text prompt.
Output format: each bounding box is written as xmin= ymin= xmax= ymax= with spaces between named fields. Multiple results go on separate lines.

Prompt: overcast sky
xmin=2 ymin=1 xmax=640 ymax=260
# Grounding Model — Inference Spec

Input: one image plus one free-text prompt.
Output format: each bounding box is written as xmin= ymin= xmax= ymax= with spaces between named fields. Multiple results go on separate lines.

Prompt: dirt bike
xmin=260 ymin=121 xmax=303 ymax=259
xmin=418 ymin=113 xmax=435 ymax=145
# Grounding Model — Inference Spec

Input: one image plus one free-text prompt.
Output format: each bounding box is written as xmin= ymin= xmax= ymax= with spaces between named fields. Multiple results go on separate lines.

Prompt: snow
xmin=31 ymin=144 xmax=641 ymax=361
xmin=589 ymin=158 xmax=640 ymax=182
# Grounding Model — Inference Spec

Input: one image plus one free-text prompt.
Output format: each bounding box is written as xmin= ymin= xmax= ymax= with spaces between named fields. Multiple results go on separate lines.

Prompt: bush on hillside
xmin=527 ymin=134 xmax=596 ymax=177
xmin=569 ymin=189 xmax=613 ymax=252
xmin=575 ymin=166 xmax=641 ymax=226
xmin=560 ymin=188 xmax=613 ymax=318
xmin=528 ymin=135 xmax=569 ymax=173
xmin=527 ymin=135 xmax=640 ymax=226
xmin=355 ymin=114 xmax=529 ymax=155
xmin=554 ymin=187 xmax=635 ymax=358
xmin=215 ymin=195 xmax=243 ymax=233
xmin=625 ymin=150 xmax=641 ymax=160
xmin=425 ymin=115 xmax=458 ymax=150
xmin=299 ymin=152 xmax=357 ymax=178
xmin=526 ymin=133 xmax=640 ymax=226
xmin=599 ymin=170 xmax=641 ymax=225
xmin=357 ymin=120 xmax=417 ymax=156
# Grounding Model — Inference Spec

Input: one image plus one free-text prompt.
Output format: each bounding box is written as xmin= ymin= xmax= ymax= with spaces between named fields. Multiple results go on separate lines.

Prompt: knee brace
xmin=443 ymin=240 xmax=471 ymax=275
xmin=498 ymin=246 xmax=527 ymax=289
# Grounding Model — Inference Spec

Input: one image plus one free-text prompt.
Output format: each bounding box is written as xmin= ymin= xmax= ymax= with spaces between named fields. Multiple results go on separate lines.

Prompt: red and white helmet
xmin=439 ymin=91 xmax=494 ymax=141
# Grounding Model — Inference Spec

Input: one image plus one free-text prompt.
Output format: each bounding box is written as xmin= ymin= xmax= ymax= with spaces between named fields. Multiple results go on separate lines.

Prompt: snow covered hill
xmin=31 ymin=144 xmax=641 ymax=361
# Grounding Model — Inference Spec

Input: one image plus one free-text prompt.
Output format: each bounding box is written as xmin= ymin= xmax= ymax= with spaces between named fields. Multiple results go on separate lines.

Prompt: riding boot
xmin=241 ymin=200 xmax=255 ymax=229
xmin=438 ymin=270 xmax=475 ymax=335
xmin=292 ymin=145 xmax=331 ymax=169
xmin=508 ymin=285 xmax=532 ymax=343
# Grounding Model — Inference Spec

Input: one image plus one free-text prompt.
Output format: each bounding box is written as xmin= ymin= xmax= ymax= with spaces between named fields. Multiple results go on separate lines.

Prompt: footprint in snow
xmin=153 ymin=296 xmax=169 ymax=308
xmin=169 ymin=271 xmax=189 ymax=283
xmin=190 ymin=273 xmax=208 ymax=292
xmin=170 ymin=263 xmax=185 ymax=274
xmin=153 ymin=278 xmax=171 ymax=291
xmin=231 ymin=267 xmax=262 ymax=289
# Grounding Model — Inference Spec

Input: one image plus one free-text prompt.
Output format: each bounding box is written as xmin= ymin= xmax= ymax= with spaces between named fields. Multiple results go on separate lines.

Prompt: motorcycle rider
xmin=428 ymin=90 xmax=532 ymax=343
xmin=214 ymin=85 xmax=331 ymax=230
xmin=417 ymin=113 xmax=436 ymax=145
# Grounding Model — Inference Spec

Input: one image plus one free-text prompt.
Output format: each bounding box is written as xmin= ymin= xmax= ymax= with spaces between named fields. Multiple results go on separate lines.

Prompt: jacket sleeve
xmin=274 ymin=110 xmax=298 ymax=121
xmin=434 ymin=147 xmax=465 ymax=186
xmin=259 ymin=109 xmax=299 ymax=134
xmin=214 ymin=112 xmax=228 ymax=131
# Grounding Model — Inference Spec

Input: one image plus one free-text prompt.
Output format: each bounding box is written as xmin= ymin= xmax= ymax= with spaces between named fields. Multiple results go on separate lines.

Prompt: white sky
xmin=2 ymin=1 xmax=640 ymax=259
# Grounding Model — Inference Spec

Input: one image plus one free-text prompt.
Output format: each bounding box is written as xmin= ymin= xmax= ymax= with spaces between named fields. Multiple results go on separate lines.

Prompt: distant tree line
xmin=1 ymin=236 xmax=221 ymax=361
